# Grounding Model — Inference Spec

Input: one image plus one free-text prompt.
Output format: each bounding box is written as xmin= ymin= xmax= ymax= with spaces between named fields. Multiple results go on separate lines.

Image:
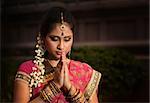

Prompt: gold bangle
xmin=49 ymin=83 xmax=58 ymax=95
xmin=40 ymin=91 xmax=46 ymax=101
xmin=40 ymin=81 xmax=62 ymax=102
xmin=69 ymin=90 xmax=86 ymax=103
xmin=45 ymin=87 xmax=53 ymax=101
xmin=67 ymin=86 xmax=77 ymax=98
xmin=51 ymin=81 xmax=61 ymax=93
xmin=72 ymin=89 xmax=80 ymax=98
xmin=40 ymin=90 xmax=50 ymax=102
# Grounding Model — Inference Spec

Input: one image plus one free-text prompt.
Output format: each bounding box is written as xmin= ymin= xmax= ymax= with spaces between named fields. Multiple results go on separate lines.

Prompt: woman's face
xmin=44 ymin=23 xmax=73 ymax=59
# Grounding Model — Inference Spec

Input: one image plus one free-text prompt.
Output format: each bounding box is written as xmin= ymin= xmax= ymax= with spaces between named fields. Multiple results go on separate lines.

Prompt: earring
xmin=36 ymin=33 xmax=45 ymax=54
xmin=29 ymin=32 xmax=45 ymax=97
xmin=68 ymin=50 xmax=71 ymax=59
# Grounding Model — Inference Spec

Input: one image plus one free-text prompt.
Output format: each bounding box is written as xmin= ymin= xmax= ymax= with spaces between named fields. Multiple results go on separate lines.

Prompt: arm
xmin=14 ymin=80 xmax=62 ymax=103
xmin=14 ymin=80 xmax=44 ymax=103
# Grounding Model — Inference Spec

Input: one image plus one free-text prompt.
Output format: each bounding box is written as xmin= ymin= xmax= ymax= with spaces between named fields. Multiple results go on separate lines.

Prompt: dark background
xmin=1 ymin=0 xmax=149 ymax=102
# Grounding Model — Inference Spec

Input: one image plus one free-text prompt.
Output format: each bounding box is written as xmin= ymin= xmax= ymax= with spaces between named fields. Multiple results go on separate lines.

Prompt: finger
xmin=64 ymin=63 xmax=69 ymax=77
xmin=56 ymin=58 xmax=63 ymax=72
xmin=61 ymin=50 xmax=66 ymax=62
xmin=64 ymin=65 xmax=67 ymax=78
xmin=61 ymin=63 xmax=65 ymax=80
xmin=59 ymin=56 xmax=65 ymax=75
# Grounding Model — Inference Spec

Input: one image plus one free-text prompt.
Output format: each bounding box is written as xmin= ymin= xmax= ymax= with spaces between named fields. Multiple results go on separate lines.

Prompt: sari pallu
xmin=15 ymin=60 xmax=101 ymax=103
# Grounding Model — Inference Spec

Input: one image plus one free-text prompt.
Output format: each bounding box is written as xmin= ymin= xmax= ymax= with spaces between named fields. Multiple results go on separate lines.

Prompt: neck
xmin=48 ymin=59 xmax=60 ymax=67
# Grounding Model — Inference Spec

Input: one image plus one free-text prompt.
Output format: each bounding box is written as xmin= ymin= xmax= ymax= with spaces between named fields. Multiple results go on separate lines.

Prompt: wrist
xmin=66 ymin=86 xmax=84 ymax=102
xmin=67 ymin=85 xmax=76 ymax=96
xmin=40 ymin=81 xmax=62 ymax=102
xmin=66 ymin=83 xmax=72 ymax=91
xmin=53 ymin=82 xmax=61 ymax=89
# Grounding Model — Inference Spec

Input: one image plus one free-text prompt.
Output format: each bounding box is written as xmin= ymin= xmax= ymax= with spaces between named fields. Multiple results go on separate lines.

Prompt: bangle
xmin=45 ymin=86 xmax=54 ymax=101
xmin=66 ymin=86 xmax=77 ymax=98
xmin=40 ymin=82 xmax=62 ymax=102
xmin=40 ymin=89 xmax=51 ymax=102
xmin=72 ymin=89 xmax=80 ymax=99
xmin=49 ymin=82 xmax=59 ymax=95
xmin=51 ymin=81 xmax=61 ymax=93
xmin=66 ymin=88 xmax=86 ymax=103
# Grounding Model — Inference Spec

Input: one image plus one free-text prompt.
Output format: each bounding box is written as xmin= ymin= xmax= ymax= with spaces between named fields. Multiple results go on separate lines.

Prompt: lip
xmin=56 ymin=51 xmax=62 ymax=55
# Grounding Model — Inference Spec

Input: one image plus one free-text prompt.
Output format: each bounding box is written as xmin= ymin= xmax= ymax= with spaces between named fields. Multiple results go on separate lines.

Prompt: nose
xmin=57 ymin=40 xmax=64 ymax=50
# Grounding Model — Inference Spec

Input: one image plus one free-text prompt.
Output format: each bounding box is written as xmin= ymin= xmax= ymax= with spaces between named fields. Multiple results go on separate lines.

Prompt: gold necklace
xmin=43 ymin=59 xmax=56 ymax=83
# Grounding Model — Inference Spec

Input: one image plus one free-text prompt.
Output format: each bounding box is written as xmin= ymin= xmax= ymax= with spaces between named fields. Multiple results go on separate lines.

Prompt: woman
xmin=14 ymin=7 xmax=101 ymax=103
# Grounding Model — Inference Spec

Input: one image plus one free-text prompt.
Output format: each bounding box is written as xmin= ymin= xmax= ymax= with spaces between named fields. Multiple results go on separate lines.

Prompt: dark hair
xmin=40 ymin=7 xmax=75 ymax=37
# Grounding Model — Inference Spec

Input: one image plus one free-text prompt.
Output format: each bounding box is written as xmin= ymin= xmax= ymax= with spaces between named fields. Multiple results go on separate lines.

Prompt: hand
xmin=53 ymin=50 xmax=72 ymax=90
xmin=53 ymin=58 xmax=64 ymax=88
xmin=61 ymin=51 xmax=72 ymax=90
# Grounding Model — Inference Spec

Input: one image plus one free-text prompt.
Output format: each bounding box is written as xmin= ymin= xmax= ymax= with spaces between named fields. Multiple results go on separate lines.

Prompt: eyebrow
xmin=64 ymin=36 xmax=72 ymax=38
xmin=49 ymin=35 xmax=72 ymax=38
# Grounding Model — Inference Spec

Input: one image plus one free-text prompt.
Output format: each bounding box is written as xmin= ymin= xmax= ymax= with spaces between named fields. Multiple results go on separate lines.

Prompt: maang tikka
xmin=60 ymin=12 xmax=65 ymax=36
xmin=60 ymin=12 xmax=72 ymax=59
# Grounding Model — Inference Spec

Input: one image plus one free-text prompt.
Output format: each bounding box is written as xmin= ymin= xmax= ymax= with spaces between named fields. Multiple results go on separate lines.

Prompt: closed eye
xmin=49 ymin=36 xmax=59 ymax=41
xmin=64 ymin=36 xmax=71 ymax=42
xmin=64 ymin=37 xmax=71 ymax=42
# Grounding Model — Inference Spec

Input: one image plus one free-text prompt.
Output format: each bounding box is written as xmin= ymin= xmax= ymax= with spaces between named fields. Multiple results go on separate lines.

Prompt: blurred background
xmin=1 ymin=0 xmax=149 ymax=102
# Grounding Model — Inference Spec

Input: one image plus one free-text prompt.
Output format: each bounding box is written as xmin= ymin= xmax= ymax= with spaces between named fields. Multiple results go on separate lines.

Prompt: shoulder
xmin=70 ymin=60 xmax=102 ymax=80
xmin=17 ymin=60 xmax=35 ymax=74
xmin=69 ymin=60 xmax=94 ymax=79
xmin=70 ymin=60 xmax=91 ymax=69
xmin=69 ymin=60 xmax=102 ymax=92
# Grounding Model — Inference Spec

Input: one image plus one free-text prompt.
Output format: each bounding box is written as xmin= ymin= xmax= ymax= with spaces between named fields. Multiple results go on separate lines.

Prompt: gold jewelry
xmin=40 ymin=81 xmax=61 ymax=102
xmin=60 ymin=12 xmax=65 ymax=31
xmin=15 ymin=71 xmax=31 ymax=83
xmin=40 ymin=90 xmax=50 ymax=102
xmin=68 ymin=50 xmax=71 ymax=59
xmin=60 ymin=12 xmax=65 ymax=36
xmin=51 ymin=81 xmax=61 ymax=93
xmin=66 ymin=87 xmax=86 ymax=103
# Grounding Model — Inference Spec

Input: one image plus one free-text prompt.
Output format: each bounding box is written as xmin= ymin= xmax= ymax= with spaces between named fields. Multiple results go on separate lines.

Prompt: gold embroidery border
xmin=15 ymin=71 xmax=31 ymax=84
xmin=84 ymin=70 xmax=101 ymax=101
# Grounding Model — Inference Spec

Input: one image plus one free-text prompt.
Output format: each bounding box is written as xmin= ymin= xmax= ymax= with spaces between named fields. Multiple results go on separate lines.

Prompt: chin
xmin=54 ymin=55 xmax=61 ymax=60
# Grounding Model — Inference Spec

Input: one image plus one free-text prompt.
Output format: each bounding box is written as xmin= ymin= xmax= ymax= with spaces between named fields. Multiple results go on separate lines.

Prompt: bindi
xmin=61 ymin=32 xmax=64 ymax=36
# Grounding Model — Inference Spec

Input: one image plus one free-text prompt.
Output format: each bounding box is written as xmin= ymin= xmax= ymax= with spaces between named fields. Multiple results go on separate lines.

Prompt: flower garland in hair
xmin=29 ymin=32 xmax=45 ymax=97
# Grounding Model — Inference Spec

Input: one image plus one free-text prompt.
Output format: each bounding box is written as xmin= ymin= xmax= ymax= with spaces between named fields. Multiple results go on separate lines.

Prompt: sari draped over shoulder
xmin=15 ymin=60 xmax=101 ymax=103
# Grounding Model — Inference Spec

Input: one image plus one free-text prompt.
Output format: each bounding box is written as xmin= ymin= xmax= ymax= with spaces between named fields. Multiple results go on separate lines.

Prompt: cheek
xmin=65 ymin=41 xmax=73 ymax=52
xmin=45 ymin=40 xmax=57 ymax=51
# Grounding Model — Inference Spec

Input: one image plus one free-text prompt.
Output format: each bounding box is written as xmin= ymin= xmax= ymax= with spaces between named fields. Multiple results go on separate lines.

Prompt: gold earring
xmin=68 ymin=50 xmax=71 ymax=59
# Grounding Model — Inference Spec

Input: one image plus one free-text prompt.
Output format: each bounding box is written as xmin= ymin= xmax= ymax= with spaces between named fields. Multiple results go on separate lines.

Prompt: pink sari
xmin=15 ymin=60 xmax=101 ymax=102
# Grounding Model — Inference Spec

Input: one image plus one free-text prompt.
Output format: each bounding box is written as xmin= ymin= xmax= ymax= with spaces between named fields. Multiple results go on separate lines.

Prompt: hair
xmin=40 ymin=7 xmax=75 ymax=37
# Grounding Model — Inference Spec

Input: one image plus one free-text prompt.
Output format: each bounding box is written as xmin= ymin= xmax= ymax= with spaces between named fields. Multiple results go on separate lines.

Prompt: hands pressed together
xmin=40 ymin=50 xmax=88 ymax=103
xmin=53 ymin=50 xmax=72 ymax=91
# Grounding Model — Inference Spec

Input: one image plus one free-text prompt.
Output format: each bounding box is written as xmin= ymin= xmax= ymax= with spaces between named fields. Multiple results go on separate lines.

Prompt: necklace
xmin=43 ymin=59 xmax=57 ymax=83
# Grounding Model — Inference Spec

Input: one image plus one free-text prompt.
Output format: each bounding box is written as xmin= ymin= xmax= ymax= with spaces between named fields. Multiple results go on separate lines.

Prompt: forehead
xmin=48 ymin=23 xmax=73 ymax=36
